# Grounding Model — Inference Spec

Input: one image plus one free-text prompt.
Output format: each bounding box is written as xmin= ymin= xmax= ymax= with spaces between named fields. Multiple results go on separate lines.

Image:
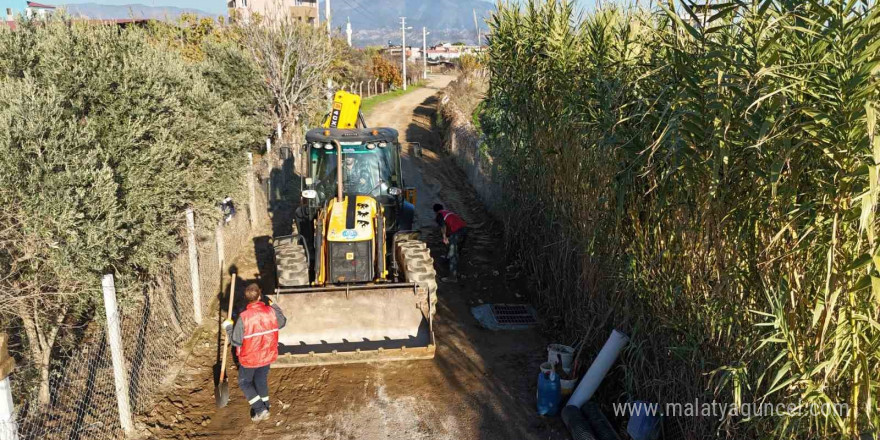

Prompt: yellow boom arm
xmin=323 ymin=90 xmax=362 ymax=129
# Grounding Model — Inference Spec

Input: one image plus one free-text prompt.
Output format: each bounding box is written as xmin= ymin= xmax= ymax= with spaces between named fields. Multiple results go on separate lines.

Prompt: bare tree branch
xmin=235 ymin=2 xmax=334 ymax=136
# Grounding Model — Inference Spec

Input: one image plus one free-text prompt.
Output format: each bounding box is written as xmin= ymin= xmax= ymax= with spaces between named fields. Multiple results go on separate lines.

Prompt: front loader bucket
xmin=272 ymin=283 xmax=435 ymax=367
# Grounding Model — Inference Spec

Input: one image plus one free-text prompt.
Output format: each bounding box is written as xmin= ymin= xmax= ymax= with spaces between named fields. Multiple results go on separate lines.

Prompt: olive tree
xmin=0 ymin=18 xmax=264 ymax=407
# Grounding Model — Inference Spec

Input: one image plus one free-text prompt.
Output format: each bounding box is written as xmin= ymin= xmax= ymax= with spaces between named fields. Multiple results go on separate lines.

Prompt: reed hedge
xmin=482 ymin=1 xmax=879 ymax=438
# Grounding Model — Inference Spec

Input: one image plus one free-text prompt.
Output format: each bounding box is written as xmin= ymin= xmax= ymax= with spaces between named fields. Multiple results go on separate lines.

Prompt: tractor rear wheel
xmin=275 ymin=237 xmax=310 ymax=287
xmin=396 ymin=240 xmax=438 ymax=315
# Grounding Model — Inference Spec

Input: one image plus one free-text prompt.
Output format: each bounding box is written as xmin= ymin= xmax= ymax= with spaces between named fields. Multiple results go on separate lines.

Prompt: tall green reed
xmin=482 ymin=1 xmax=879 ymax=438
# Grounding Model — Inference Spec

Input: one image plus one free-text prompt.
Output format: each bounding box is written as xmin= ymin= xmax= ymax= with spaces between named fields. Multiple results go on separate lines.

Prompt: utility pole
xmin=422 ymin=27 xmax=429 ymax=80
xmin=325 ymin=0 xmax=331 ymax=39
xmin=346 ymin=16 xmax=352 ymax=47
xmin=400 ymin=17 xmax=409 ymax=90
xmin=473 ymin=9 xmax=481 ymax=46
xmin=314 ymin=0 xmax=320 ymax=29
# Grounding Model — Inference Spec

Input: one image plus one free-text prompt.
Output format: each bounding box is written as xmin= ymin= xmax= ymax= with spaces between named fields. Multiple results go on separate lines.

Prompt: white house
xmin=25 ymin=1 xmax=55 ymax=18
xmin=227 ymin=0 xmax=319 ymax=27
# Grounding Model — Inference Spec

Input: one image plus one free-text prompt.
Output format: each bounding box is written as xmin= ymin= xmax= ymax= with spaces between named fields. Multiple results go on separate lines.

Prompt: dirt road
xmin=137 ymin=75 xmax=566 ymax=440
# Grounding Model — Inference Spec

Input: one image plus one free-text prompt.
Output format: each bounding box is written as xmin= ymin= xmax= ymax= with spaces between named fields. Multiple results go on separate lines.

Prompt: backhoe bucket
xmin=272 ymin=283 xmax=435 ymax=367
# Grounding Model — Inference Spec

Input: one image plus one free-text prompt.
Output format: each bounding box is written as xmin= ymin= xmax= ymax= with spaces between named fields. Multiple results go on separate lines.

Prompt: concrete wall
xmin=438 ymin=84 xmax=503 ymax=216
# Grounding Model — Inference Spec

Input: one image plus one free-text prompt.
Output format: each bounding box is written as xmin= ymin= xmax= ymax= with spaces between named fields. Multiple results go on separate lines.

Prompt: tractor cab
xmin=301 ymin=127 xmax=415 ymax=233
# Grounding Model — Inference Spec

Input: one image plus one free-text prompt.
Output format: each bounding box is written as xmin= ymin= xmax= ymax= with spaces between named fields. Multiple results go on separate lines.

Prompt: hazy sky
xmin=1 ymin=1 xmax=229 ymax=15
xmin=1 ymin=1 xmax=597 ymax=20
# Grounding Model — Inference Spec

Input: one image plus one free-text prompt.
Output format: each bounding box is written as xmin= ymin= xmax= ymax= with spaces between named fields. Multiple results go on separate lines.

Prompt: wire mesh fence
xmin=9 ymin=167 xmax=268 ymax=440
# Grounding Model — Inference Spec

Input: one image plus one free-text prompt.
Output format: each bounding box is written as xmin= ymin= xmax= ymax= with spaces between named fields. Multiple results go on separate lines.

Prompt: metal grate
xmin=491 ymin=304 xmax=538 ymax=326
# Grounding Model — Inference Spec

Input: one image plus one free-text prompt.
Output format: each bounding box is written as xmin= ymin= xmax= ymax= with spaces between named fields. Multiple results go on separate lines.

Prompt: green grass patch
xmin=361 ymin=83 xmax=423 ymax=115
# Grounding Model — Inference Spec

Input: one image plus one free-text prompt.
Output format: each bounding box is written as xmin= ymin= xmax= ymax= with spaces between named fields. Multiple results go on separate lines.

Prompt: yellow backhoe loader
xmin=272 ymin=91 xmax=437 ymax=367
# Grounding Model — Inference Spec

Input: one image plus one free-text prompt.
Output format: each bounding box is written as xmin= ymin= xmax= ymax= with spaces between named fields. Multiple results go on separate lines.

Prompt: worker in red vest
xmin=433 ymin=203 xmax=468 ymax=282
xmin=222 ymin=284 xmax=287 ymax=422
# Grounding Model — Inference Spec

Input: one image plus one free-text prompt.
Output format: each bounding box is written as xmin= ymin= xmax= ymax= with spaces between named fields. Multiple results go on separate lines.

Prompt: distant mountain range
xmin=323 ymin=0 xmax=494 ymax=46
xmin=50 ymin=1 xmax=494 ymax=46
xmin=58 ymin=3 xmax=215 ymax=20
xmin=325 ymin=0 xmax=493 ymax=31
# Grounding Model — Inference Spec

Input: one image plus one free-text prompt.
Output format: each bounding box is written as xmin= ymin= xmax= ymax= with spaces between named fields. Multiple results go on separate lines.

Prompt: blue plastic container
xmin=626 ymin=401 xmax=662 ymax=440
xmin=537 ymin=364 xmax=562 ymax=416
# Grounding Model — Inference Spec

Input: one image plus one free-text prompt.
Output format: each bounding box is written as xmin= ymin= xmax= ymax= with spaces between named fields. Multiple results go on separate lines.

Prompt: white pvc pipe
xmin=567 ymin=329 xmax=629 ymax=408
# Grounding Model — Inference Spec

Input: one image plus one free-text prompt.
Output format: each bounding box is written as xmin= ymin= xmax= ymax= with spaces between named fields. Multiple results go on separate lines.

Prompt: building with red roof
xmin=26 ymin=1 xmax=56 ymax=18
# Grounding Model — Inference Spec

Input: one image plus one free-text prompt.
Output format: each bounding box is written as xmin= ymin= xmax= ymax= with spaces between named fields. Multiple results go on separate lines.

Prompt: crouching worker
xmin=222 ymin=284 xmax=287 ymax=422
xmin=433 ymin=203 xmax=467 ymax=282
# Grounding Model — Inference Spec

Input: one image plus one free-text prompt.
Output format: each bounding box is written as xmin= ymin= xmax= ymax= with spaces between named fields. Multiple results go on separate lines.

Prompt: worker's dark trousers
xmin=238 ymin=365 xmax=270 ymax=413
xmin=448 ymin=228 xmax=467 ymax=276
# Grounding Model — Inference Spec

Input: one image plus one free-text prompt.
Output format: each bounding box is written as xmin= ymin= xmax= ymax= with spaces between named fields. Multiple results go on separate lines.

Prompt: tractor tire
xmin=396 ymin=239 xmax=427 ymax=255
xmin=396 ymin=240 xmax=437 ymax=316
xmin=395 ymin=230 xmax=421 ymax=244
xmin=275 ymin=237 xmax=310 ymax=288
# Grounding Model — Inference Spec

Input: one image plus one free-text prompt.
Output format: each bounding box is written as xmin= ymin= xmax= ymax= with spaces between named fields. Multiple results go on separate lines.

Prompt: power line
xmin=338 ymin=0 xmax=381 ymax=23
xmin=334 ymin=0 xmax=385 ymax=47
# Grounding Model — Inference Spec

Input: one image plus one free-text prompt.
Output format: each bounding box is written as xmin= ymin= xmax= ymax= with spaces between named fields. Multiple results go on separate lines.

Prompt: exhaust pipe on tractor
xmin=334 ymin=139 xmax=343 ymax=203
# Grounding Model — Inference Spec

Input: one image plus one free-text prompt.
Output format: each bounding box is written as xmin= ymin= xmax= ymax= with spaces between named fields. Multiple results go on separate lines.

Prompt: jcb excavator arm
xmin=323 ymin=90 xmax=363 ymax=129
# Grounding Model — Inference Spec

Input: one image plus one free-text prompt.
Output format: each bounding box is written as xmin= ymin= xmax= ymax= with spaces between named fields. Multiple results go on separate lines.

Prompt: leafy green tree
xmin=331 ymin=37 xmax=372 ymax=87
xmin=369 ymin=54 xmax=402 ymax=88
xmin=146 ymin=13 xmax=218 ymax=62
xmin=0 ymin=17 xmax=264 ymax=407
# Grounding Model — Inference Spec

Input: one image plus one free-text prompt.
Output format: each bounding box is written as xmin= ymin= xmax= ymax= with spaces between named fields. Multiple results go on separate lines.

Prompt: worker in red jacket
xmin=222 ymin=284 xmax=286 ymax=422
xmin=433 ymin=203 xmax=467 ymax=282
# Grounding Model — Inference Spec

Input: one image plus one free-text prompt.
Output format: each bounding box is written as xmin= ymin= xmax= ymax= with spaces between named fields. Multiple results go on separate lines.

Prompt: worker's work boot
xmin=252 ymin=410 xmax=270 ymax=422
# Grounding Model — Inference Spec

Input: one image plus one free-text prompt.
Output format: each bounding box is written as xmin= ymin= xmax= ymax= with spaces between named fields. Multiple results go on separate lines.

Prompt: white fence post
xmin=0 ymin=333 xmax=17 ymax=440
xmin=185 ymin=208 xmax=202 ymax=324
xmin=101 ymin=274 xmax=133 ymax=435
xmin=215 ymin=222 xmax=225 ymax=270
xmin=247 ymin=152 xmax=257 ymax=227
xmin=0 ymin=379 xmax=16 ymax=440
xmin=266 ymin=138 xmax=272 ymax=155
xmin=276 ymin=123 xmax=283 ymax=141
